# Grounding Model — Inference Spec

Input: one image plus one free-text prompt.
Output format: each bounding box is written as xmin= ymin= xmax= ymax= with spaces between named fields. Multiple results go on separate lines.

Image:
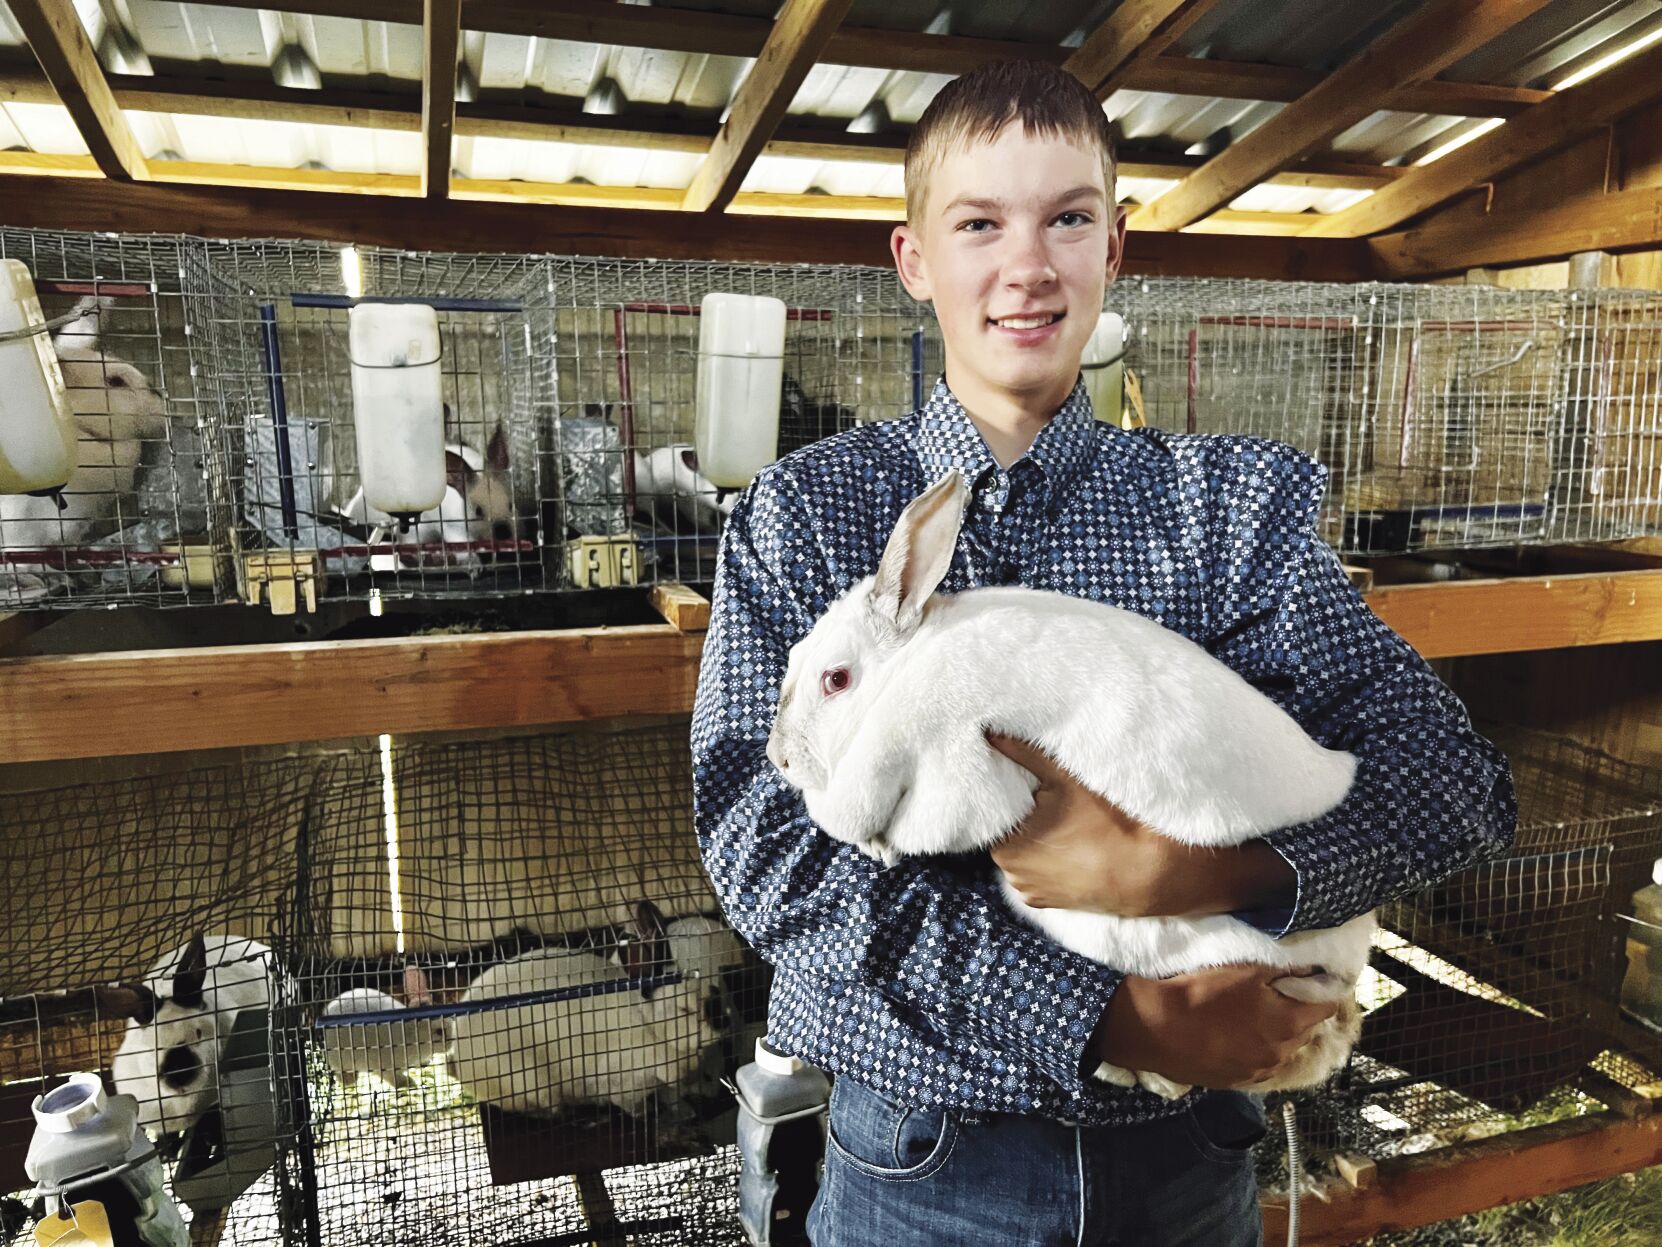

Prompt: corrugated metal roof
xmin=1 ymin=0 xmax=1659 ymax=222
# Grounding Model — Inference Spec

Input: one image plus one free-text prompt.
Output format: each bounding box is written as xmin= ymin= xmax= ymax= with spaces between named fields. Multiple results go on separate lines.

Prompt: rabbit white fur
xmin=104 ymin=934 xmax=275 ymax=1138
xmin=319 ymin=965 xmax=448 ymax=1089
xmin=766 ymin=470 xmax=1374 ymax=1100
xmin=0 ymin=300 xmax=169 ymax=597
xmin=447 ymin=906 xmax=740 ymax=1116
xmin=339 ymin=426 xmax=517 ymax=567
xmin=633 ymin=444 xmax=734 ymax=531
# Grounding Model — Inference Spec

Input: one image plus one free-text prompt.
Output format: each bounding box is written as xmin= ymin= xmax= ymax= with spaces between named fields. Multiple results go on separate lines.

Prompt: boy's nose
xmin=1003 ymin=238 xmax=1057 ymax=287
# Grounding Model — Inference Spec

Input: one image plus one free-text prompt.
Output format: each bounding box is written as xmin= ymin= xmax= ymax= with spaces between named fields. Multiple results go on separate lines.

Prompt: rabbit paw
xmin=1137 ymin=1072 xmax=1192 ymax=1100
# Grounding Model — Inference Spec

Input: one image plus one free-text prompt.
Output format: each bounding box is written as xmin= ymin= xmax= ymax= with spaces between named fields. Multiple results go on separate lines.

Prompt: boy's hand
xmin=1092 ymin=965 xmax=1338 ymax=1089
xmin=985 ymin=732 xmax=1296 ymax=918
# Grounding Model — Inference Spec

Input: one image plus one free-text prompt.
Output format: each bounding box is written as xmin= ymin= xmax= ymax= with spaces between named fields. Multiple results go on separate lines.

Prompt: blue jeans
xmin=807 ymin=1078 xmax=1265 ymax=1247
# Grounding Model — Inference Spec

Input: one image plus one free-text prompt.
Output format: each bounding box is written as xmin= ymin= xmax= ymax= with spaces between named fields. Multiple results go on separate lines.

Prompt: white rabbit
xmin=447 ymin=903 xmax=740 ymax=1116
xmin=633 ymin=443 xmax=734 ymax=532
xmin=338 ymin=425 xmax=517 ymax=568
xmin=766 ymin=470 xmax=1375 ymax=1100
xmin=318 ymin=964 xmax=448 ymax=1089
xmin=101 ymin=934 xmax=276 ymax=1139
xmin=0 ymin=299 xmax=170 ymax=598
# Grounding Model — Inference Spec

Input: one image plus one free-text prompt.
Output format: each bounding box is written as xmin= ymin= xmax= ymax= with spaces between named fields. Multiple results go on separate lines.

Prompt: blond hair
xmin=904 ymin=60 xmax=1117 ymax=224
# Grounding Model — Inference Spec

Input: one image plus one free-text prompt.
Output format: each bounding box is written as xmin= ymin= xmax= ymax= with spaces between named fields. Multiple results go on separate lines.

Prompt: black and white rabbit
xmin=446 ymin=902 xmax=740 ymax=1116
xmin=766 ymin=470 xmax=1374 ymax=1099
xmin=101 ymin=934 xmax=276 ymax=1138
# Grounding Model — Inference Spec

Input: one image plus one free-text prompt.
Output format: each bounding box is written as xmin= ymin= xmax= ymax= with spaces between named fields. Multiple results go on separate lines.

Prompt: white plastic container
xmin=348 ymin=303 xmax=446 ymax=522
xmin=0 ymin=259 xmax=77 ymax=497
xmin=696 ymin=292 xmax=787 ymax=489
xmin=1621 ymin=858 xmax=1662 ymax=1028
xmin=1082 ymin=310 xmax=1125 ymax=424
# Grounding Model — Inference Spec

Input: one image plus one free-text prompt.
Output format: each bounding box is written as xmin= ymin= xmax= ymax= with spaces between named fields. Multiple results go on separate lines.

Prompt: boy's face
xmin=891 ymin=125 xmax=1126 ymax=412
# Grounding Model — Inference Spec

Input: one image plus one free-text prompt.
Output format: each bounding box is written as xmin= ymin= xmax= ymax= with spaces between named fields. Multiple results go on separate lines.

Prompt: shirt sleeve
xmin=690 ymin=467 xmax=1122 ymax=1093
xmin=1203 ymin=438 xmax=1518 ymax=937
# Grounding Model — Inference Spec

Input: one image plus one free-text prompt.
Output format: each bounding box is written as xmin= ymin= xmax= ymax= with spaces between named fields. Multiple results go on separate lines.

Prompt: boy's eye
xmin=957 ymin=218 xmax=996 ymax=234
xmin=1055 ymin=211 xmax=1092 ymax=227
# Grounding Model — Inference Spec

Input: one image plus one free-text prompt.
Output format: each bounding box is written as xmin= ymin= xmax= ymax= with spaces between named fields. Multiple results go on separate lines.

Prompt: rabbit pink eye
xmin=820 ymin=667 xmax=851 ymax=697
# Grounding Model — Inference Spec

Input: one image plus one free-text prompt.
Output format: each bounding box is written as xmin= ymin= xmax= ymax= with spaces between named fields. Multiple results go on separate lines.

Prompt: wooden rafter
xmin=1305 ymin=40 xmax=1662 ymax=237
xmin=1063 ymin=0 xmax=1221 ymax=97
xmin=0 ymin=151 xmax=1347 ymax=231
xmin=1117 ymin=56 xmax=1553 ymax=118
xmin=198 ymin=0 xmax=1067 ymax=76
xmin=421 ymin=0 xmax=462 ymax=198
xmin=1370 ymin=183 xmax=1662 ymax=278
xmin=681 ymin=0 xmax=857 ymax=213
xmin=1128 ymin=0 xmax=1559 ymax=233
xmin=6 ymin=0 xmax=148 ymax=181
xmin=0 ymin=66 xmax=1408 ymax=191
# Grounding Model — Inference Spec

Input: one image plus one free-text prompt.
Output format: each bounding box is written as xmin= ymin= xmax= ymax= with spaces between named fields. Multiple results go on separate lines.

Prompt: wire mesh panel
xmin=193 ymin=245 xmax=937 ymax=605
xmin=1116 ymin=280 xmax=1662 ymax=554
xmin=0 ymin=229 xmax=232 ymax=609
xmin=1255 ymin=728 xmax=1662 ymax=1196
xmin=0 ymin=725 xmax=763 ymax=1247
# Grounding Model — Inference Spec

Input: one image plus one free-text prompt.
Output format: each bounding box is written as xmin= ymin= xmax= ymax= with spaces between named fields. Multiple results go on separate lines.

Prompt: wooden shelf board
xmin=3 ymin=570 xmax=1659 ymax=764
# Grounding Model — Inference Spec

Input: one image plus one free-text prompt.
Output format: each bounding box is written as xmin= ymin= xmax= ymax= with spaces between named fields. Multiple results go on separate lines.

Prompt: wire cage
xmin=0 ymin=724 xmax=767 ymax=1247
xmin=1115 ymin=279 xmax=1662 ymax=554
xmin=207 ymin=245 xmax=939 ymax=607
xmin=0 ymin=228 xmax=235 ymax=610
xmin=1255 ymin=726 xmax=1662 ymax=1197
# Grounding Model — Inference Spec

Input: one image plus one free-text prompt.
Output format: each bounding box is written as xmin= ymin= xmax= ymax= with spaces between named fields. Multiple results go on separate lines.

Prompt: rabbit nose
xmin=765 ymin=736 xmax=789 ymax=774
xmin=492 ymin=522 xmax=513 ymax=542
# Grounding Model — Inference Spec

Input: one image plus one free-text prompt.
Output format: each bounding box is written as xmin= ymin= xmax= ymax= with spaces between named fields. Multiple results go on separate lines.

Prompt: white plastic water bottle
xmin=732 ymin=1037 xmax=831 ymax=1246
xmin=1621 ymin=858 xmax=1662 ymax=1028
xmin=0 ymin=259 xmax=77 ymax=498
xmin=25 ymin=1072 xmax=189 ymax=1247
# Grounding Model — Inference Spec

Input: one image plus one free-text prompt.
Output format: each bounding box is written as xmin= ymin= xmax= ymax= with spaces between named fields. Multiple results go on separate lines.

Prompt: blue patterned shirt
xmin=690 ymin=377 xmax=1517 ymax=1126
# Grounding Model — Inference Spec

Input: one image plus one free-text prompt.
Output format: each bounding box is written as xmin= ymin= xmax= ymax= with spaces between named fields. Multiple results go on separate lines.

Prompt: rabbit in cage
xmin=338 ymin=421 xmax=519 ymax=567
xmin=633 ymin=443 xmax=735 ymax=533
xmin=99 ymin=934 xmax=276 ymax=1139
xmin=766 ymin=471 xmax=1374 ymax=1100
xmin=446 ymin=902 xmax=742 ymax=1117
xmin=318 ymin=964 xmax=449 ymax=1089
xmin=0 ymin=298 xmax=170 ymax=596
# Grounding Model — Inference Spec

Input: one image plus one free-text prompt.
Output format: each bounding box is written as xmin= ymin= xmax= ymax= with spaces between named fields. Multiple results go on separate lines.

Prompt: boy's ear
xmin=891 ymin=224 xmax=932 ymax=303
xmin=1105 ymin=203 xmax=1128 ymax=288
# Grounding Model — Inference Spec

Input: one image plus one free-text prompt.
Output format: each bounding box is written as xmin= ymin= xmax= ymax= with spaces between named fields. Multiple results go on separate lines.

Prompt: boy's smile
xmin=892 ymin=124 xmax=1127 ymax=447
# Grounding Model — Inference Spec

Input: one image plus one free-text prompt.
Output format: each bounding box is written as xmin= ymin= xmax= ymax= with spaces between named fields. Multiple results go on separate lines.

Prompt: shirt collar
xmin=912 ymin=375 xmax=1097 ymax=502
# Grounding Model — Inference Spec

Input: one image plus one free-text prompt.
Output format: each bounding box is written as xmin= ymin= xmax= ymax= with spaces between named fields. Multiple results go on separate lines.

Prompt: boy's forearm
xmin=1179 ymin=839 xmax=1297 ymax=917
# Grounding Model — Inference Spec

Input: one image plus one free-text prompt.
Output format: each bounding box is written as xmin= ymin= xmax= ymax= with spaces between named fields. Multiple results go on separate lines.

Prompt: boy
xmin=690 ymin=60 xmax=1515 ymax=1245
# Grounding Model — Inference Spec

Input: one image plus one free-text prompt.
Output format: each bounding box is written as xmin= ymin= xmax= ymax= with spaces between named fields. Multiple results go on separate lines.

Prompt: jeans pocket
xmin=825 ymin=1078 xmax=958 ymax=1182
xmin=1180 ymin=1092 xmax=1268 ymax=1166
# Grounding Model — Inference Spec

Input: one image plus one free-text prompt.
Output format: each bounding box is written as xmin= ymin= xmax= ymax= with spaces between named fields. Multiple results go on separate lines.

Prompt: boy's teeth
xmin=996 ymin=314 xmax=1057 ymax=329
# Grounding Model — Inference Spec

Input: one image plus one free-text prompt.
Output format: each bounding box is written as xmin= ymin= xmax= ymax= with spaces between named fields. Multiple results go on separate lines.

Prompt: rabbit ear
xmin=621 ymin=902 xmax=672 ymax=989
xmin=870 ymin=470 xmax=968 ymax=640
xmin=171 ymin=935 xmax=209 ymax=1008
xmin=94 ymin=983 xmax=157 ymax=1024
xmin=445 ymin=450 xmax=472 ymax=493
xmin=485 ymin=426 xmax=510 ymax=472
xmin=402 ymin=964 xmax=433 ymax=1008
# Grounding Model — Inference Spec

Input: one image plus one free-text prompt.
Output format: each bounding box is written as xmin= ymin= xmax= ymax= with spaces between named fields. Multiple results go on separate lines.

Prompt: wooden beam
xmin=648 ymin=584 xmax=711 ymax=633
xmin=1063 ymin=0 xmax=1221 ymax=97
xmin=0 ymin=168 xmax=893 ymax=263
xmin=196 ymin=0 xmax=1065 ymax=76
xmin=681 ymin=0 xmax=856 ymax=213
xmin=1307 ymin=41 xmax=1662 ymax=237
xmin=0 ymin=169 xmax=1365 ymax=274
xmin=0 ymin=66 xmax=1409 ymax=194
xmin=0 ymin=626 xmax=704 ymax=765
xmin=1127 ymin=0 xmax=1558 ymax=232
xmin=1117 ymin=55 xmax=1553 ymax=119
xmin=1371 ymin=184 xmax=1662 ymax=277
xmin=1262 ymin=1111 xmax=1662 ymax=1246
xmin=1365 ymin=569 xmax=1662 ymax=658
xmin=5 ymin=0 xmax=148 ymax=181
xmin=421 ymin=0 xmax=462 ymax=199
